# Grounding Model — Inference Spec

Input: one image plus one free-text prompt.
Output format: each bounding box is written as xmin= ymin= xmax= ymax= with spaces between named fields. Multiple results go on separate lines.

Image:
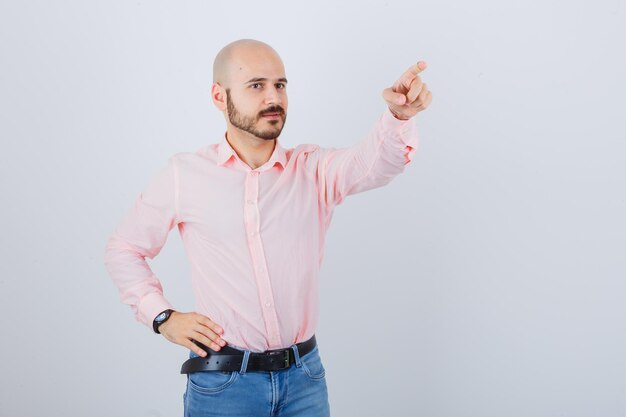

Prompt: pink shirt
xmin=104 ymin=107 xmax=419 ymax=352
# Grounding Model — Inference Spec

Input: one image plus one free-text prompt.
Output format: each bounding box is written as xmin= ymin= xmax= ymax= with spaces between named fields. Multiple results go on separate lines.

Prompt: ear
xmin=211 ymin=83 xmax=227 ymax=111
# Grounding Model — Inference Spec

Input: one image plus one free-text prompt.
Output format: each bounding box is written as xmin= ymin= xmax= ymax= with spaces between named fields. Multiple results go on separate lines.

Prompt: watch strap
xmin=153 ymin=309 xmax=175 ymax=334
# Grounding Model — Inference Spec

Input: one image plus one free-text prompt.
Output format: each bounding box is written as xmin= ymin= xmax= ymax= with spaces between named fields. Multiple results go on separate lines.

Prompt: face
xmin=226 ymin=87 xmax=287 ymax=140
xmin=221 ymin=48 xmax=288 ymax=140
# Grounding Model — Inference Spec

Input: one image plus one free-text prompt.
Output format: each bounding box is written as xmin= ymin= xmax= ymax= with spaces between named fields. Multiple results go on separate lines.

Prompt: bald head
xmin=213 ymin=39 xmax=284 ymax=88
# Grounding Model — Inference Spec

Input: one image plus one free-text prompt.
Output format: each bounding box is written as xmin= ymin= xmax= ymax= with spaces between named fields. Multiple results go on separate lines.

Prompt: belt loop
xmin=290 ymin=343 xmax=303 ymax=368
xmin=239 ymin=350 xmax=251 ymax=375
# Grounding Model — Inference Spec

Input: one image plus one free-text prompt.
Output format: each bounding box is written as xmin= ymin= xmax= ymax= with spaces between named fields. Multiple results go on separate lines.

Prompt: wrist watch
xmin=153 ymin=309 xmax=175 ymax=334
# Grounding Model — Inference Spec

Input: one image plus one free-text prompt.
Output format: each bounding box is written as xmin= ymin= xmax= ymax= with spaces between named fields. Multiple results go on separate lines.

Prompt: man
xmin=104 ymin=38 xmax=432 ymax=416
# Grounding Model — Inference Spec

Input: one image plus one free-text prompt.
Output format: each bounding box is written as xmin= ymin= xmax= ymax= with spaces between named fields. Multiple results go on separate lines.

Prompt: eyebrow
xmin=245 ymin=77 xmax=288 ymax=84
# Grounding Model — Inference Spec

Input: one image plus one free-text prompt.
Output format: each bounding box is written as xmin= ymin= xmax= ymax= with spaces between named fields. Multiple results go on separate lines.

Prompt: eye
xmin=276 ymin=83 xmax=286 ymax=89
xmin=251 ymin=83 xmax=263 ymax=89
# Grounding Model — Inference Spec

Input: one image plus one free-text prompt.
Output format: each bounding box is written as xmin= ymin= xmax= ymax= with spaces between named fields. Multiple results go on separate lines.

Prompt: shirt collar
xmin=217 ymin=133 xmax=287 ymax=169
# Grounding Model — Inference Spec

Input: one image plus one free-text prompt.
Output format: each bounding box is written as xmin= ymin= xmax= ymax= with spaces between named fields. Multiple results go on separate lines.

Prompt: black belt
xmin=180 ymin=335 xmax=317 ymax=374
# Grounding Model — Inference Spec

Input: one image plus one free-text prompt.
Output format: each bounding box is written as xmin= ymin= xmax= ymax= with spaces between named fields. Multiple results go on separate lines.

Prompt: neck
xmin=225 ymin=127 xmax=276 ymax=170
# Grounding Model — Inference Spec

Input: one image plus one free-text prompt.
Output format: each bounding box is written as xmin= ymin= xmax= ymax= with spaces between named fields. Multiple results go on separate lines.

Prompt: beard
xmin=226 ymin=88 xmax=287 ymax=140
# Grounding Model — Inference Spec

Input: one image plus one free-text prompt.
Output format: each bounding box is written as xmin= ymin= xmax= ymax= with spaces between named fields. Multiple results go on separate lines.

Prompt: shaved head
xmin=212 ymin=39 xmax=283 ymax=88
xmin=210 ymin=39 xmax=288 ymax=143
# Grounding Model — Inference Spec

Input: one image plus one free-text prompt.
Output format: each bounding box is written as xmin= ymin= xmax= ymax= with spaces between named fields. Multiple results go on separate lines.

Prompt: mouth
xmin=261 ymin=112 xmax=282 ymax=119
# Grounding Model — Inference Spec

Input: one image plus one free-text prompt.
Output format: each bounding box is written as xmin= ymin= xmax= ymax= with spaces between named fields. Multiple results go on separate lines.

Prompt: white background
xmin=1 ymin=0 xmax=625 ymax=416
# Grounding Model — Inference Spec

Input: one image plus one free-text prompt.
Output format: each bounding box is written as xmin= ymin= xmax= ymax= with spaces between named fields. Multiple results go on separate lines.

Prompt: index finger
xmin=410 ymin=61 xmax=427 ymax=75
xmin=197 ymin=313 xmax=224 ymax=334
xmin=393 ymin=61 xmax=428 ymax=91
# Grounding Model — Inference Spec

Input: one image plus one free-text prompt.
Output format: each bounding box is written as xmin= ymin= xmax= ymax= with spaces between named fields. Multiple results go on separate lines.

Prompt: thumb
xmin=382 ymin=86 xmax=407 ymax=105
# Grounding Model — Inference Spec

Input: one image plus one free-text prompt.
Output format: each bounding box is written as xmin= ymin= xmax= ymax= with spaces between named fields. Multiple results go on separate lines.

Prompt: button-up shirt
xmin=104 ymin=107 xmax=419 ymax=352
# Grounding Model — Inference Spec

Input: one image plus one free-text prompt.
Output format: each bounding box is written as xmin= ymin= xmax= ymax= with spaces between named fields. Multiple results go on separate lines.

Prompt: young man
xmin=104 ymin=38 xmax=432 ymax=416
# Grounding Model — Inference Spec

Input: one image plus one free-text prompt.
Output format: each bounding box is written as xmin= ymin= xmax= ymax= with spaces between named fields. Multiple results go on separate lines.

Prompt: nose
xmin=264 ymin=85 xmax=283 ymax=106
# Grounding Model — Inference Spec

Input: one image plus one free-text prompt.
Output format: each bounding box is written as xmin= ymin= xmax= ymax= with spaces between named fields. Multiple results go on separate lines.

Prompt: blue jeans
xmin=183 ymin=342 xmax=331 ymax=417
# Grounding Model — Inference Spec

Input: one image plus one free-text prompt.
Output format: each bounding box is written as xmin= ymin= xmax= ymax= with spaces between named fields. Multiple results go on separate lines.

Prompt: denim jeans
xmin=183 ymin=341 xmax=331 ymax=417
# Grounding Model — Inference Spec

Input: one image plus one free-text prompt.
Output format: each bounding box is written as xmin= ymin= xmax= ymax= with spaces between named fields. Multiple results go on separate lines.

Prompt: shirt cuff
xmin=381 ymin=106 xmax=415 ymax=130
xmin=138 ymin=292 xmax=175 ymax=330
xmin=380 ymin=107 xmax=419 ymax=166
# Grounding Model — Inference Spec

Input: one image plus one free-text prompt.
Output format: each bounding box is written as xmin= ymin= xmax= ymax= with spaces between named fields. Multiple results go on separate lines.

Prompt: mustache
xmin=259 ymin=106 xmax=285 ymax=117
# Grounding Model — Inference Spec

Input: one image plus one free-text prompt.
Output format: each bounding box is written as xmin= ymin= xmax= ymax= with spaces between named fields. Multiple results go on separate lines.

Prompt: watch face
xmin=155 ymin=312 xmax=168 ymax=322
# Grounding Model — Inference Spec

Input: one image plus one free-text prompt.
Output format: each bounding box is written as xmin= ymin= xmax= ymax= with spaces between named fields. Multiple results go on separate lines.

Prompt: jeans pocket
xmin=300 ymin=346 xmax=326 ymax=380
xmin=187 ymin=370 xmax=239 ymax=394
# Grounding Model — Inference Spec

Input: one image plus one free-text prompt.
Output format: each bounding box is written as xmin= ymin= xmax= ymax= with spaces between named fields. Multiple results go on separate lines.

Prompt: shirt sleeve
xmin=103 ymin=155 xmax=180 ymax=330
xmin=316 ymin=106 xmax=419 ymax=209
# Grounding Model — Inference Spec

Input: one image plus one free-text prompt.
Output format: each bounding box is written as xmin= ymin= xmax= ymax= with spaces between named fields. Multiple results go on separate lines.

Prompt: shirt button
xmin=247 ymin=199 xmax=254 ymax=205
xmin=265 ymin=302 xmax=271 ymax=307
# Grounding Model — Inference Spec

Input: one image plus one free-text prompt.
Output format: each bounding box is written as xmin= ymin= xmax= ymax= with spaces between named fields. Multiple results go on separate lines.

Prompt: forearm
xmin=318 ymin=107 xmax=419 ymax=207
xmin=103 ymin=156 xmax=180 ymax=329
xmin=104 ymin=232 xmax=175 ymax=328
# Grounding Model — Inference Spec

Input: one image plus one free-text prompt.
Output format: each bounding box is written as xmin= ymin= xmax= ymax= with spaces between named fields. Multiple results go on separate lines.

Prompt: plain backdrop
xmin=1 ymin=1 xmax=625 ymax=416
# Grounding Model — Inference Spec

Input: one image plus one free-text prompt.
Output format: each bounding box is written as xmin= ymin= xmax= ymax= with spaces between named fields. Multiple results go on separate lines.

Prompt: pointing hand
xmin=382 ymin=61 xmax=433 ymax=120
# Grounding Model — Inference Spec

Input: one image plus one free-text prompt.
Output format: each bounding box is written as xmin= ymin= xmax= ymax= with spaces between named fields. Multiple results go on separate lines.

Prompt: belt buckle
xmin=266 ymin=349 xmax=291 ymax=370
xmin=282 ymin=349 xmax=290 ymax=368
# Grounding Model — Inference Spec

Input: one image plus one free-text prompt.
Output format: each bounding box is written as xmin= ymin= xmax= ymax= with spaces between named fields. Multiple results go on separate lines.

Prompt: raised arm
xmin=315 ymin=60 xmax=432 ymax=209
